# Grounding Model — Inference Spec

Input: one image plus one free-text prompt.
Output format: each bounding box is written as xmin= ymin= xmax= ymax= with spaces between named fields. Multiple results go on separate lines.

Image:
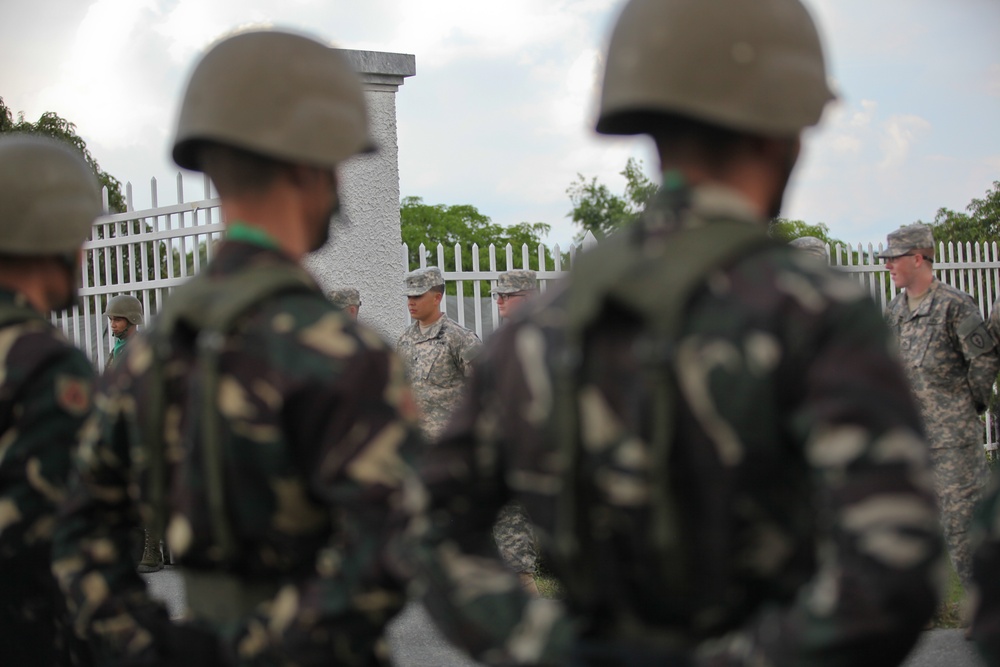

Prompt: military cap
xmin=403 ymin=267 xmax=445 ymax=296
xmin=789 ymin=236 xmax=829 ymax=262
xmin=328 ymin=287 xmax=361 ymax=308
xmin=491 ymin=270 xmax=538 ymax=295
xmin=882 ymin=224 xmax=935 ymax=259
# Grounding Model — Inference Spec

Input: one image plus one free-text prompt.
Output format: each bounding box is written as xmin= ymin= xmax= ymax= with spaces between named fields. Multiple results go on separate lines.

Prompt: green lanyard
xmin=227 ymin=222 xmax=281 ymax=251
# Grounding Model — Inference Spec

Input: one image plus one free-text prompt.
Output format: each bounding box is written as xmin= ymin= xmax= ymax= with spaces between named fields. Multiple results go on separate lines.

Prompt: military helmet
xmin=104 ymin=294 xmax=144 ymax=325
xmin=172 ymin=29 xmax=374 ymax=171
xmin=596 ymin=0 xmax=835 ymax=138
xmin=0 ymin=134 xmax=101 ymax=256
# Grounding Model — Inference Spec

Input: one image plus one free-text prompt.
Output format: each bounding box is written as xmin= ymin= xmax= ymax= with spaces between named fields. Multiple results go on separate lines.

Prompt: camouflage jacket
xmin=53 ymin=241 xmax=423 ymax=666
xmin=885 ymin=279 xmax=998 ymax=449
xmin=971 ymin=467 xmax=1000 ymax=665
xmin=414 ymin=183 xmax=942 ymax=667
xmin=0 ymin=288 xmax=94 ymax=665
xmin=396 ymin=315 xmax=480 ymax=441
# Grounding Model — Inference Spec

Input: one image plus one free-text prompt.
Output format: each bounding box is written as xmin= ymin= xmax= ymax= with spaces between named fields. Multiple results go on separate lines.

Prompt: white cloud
xmin=878 ymin=114 xmax=931 ymax=170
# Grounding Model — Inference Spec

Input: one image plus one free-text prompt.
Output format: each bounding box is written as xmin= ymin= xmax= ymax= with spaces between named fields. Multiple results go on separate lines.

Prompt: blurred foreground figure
xmin=0 ymin=134 xmax=100 ymax=665
xmin=413 ymin=1 xmax=943 ymax=665
xmin=971 ymin=468 xmax=1000 ymax=665
xmin=53 ymin=30 xmax=422 ymax=667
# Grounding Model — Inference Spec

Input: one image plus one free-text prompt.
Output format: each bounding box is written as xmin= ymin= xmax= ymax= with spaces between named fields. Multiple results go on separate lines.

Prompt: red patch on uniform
xmin=56 ymin=375 xmax=91 ymax=417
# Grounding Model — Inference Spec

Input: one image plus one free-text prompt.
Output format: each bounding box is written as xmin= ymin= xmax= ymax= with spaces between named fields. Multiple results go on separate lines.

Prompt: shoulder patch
xmin=56 ymin=375 xmax=91 ymax=417
xmin=958 ymin=314 xmax=994 ymax=357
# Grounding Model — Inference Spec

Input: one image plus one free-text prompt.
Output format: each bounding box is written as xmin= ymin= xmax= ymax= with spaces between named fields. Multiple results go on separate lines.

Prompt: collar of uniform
xmin=0 ymin=286 xmax=40 ymax=313
xmin=689 ymin=184 xmax=762 ymax=226
xmin=412 ymin=315 xmax=447 ymax=342
xmin=209 ymin=237 xmax=307 ymax=281
xmin=902 ymin=278 xmax=940 ymax=321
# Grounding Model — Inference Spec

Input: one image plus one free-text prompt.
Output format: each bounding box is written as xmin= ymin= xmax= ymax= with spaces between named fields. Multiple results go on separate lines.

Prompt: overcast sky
xmin=2 ymin=0 xmax=998 ymax=250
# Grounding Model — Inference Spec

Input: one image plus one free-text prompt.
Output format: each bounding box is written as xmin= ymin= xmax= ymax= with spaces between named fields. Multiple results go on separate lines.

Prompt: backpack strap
xmin=145 ymin=263 xmax=316 ymax=565
xmin=553 ymin=213 xmax=773 ymax=610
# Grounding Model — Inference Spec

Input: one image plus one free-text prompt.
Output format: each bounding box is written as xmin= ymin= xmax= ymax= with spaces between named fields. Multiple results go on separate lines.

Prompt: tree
xmin=924 ymin=181 xmax=1000 ymax=247
xmin=566 ymin=157 xmax=657 ymax=240
xmin=400 ymin=196 xmax=554 ymax=294
xmin=768 ymin=219 xmax=842 ymax=245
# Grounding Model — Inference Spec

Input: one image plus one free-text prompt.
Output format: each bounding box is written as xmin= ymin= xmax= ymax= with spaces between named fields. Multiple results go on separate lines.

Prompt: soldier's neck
xmin=905 ymin=272 xmax=934 ymax=299
xmin=418 ymin=311 xmax=443 ymax=329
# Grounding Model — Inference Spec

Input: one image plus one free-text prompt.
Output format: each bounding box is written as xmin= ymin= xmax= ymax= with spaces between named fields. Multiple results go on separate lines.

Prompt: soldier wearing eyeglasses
xmin=492 ymin=269 xmax=539 ymax=320
xmin=883 ymin=223 xmax=999 ymax=613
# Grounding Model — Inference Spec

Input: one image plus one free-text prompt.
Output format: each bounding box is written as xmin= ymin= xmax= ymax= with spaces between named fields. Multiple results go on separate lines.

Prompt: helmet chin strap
xmin=112 ymin=322 xmax=134 ymax=340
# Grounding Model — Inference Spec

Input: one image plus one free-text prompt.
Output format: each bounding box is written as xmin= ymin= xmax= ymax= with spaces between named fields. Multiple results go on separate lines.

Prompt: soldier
xmin=492 ymin=270 xmax=541 ymax=595
xmin=104 ymin=294 xmax=143 ymax=370
xmin=52 ymin=30 xmax=422 ymax=666
xmin=970 ymin=467 xmax=1000 ymax=665
xmin=412 ymin=1 xmax=942 ymax=665
xmin=328 ymin=287 xmax=361 ymax=319
xmin=493 ymin=269 xmax=539 ymax=320
xmin=0 ymin=135 xmax=100 ymax=665
xmin=883 ymin=223 xmax=997 ymax=605
xmin=788 ymin=235 xmax=829 ymax=263
xmin=397 ymin=266 xmax=481 ymax=441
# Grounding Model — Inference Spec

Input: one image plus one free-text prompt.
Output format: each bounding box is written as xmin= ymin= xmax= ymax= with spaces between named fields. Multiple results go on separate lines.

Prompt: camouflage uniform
xmin=0 ymin=290 xmax=95 ymax=666
xmin=53 ymin=240 xmax=422 ymax=666
xmin=970 ymin=468 xmax=1000 ymax=665
xmin=397 ymin=268 xmax=481 ymax=441
xmin=328 ymin=287 xmax=361 ymax=310
xmin=788 ymin=236 xmax=829 ymax=263
xmin=885 ymin=232 xmax=997 ymax=588
xmin=414 ymin=181 xmax=943 ymax=666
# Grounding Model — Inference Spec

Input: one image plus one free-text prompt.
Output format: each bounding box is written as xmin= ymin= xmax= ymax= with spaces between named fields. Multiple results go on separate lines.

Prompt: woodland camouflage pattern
xmin=414 ymin=182 xmax=943 ymax=667
xmin=885 ymin=278 xmax=998 ymax=587
xmin=970 ymin=467 xmax=1000 ymax=665
xmin=396 ymin=315 xmax=480 ymax=441
xmin=53 ymin=241 xmax=423 ymax=666
xmin=0 ymin=289 xmax=94 ymax=665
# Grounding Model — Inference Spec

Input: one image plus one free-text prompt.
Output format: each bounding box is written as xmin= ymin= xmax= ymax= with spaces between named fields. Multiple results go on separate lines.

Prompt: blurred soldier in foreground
xmin=491 ymin=269 xmax=542 ymax=595
xmin=971 ymin=467 xmax=1000 ymax=665
xmin=397 ymin=266 xmax=480 ymax=441
xmin=883 ymin=223 xmax=997 ymax=605
xmin=0 ymin=135 xmax=99 ymax=665
xmin=413 ymin=1 xmax=942 ymax=665
xmin=328 ymin=286 xmax=361 ymax=319
xmin=53 ymin=30 xmax=422 ymax=666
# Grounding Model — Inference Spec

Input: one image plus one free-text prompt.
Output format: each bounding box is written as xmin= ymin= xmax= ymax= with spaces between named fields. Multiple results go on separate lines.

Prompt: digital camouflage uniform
xmin=328 ymin=287 xmax=361 ymax=310
xmin=788 ymin=236 xmax=829 ymax=263
xmin=970 ymin=467 xmax=1000 ymax=665
xmin=53 ymin=240 xmax=422 ymax=666
xmin=884 ymin=225 xmax=998 ymax=589
xmin=397 ymin=268 xmax=481 ymax=441
xmin=0 ymin=291 xmax=95 ymax=666
xmin=414 ymin=181 xmax=943 ymax=667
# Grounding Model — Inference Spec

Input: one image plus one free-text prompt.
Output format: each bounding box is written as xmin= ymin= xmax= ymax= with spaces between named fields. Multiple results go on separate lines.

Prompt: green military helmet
xmin=104 ymin=294 xmax=144 ymax=325
xmin=0 ymin=134 xmax=101 ymax=257
xmin=172 ymin=29 xmax=375 ymax=172
xmin=596 ymin=0 xmax=835 ymax=138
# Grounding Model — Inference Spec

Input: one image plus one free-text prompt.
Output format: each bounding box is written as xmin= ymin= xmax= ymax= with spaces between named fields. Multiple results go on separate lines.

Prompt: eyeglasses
xmin=494 ymin=292 xmax=527 ymax=302
xmin=881 ymin=253 xmax=924 ymax=265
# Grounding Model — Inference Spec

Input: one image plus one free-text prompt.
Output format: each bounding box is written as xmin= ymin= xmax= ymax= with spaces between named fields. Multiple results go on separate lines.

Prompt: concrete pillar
xmin=305 ymin=49 xmax=416 ymax=342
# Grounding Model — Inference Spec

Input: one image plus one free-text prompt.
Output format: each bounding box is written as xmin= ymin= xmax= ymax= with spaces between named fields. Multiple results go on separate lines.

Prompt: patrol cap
xmin=0 ymin=134 xmax=102 ymax=257
xmin=788 ymin=236 xmax=828 ymax=262
xmin=597 ymin=0 xmax=835 ymax=138
xmin=403 ymin=267 xmax=445 ymax=296
xmin=881 ymin=224 xmax=935 ymax=260
xmin=328 ymin=287 xmax=361 ymax=308
xmin=104 ymin=294 xmax=144 ymax=325
xmin=172 ymin=29 xmax=374 ymax=172
xmin=491 ymin=270 xmax=538 ymax=295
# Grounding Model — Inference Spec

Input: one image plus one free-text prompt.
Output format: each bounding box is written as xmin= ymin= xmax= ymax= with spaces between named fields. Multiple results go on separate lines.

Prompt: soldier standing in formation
xmin=491 ymin=269 xmax=542 ymax=595
xmin=53 ymin=30 xmax=422 ymax=666
xmin=412 ymin=1 xmax=942 ymax=665
xmin=0 ymin=135 xmax=101 ymax=665
xmin=328 ymin=287 xmax=361 ymax=320
xmin=104 ymin=294 xmax=144 ymax=370
xmin=396 ymin=266 xmax=480 ymax=441
xmin=882 ymin=223 xmax=998 ymax=607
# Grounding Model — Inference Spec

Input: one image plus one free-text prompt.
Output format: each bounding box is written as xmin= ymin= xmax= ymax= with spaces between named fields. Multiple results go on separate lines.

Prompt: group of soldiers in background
xmin=1 ymin=1 xmax=1000 ymax=667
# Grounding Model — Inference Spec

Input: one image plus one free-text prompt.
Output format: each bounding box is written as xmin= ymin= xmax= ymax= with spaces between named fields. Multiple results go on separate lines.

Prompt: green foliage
xmin=768 ymin=218 xmax=840 ymax=245
xmin=924 ymin=181 xmax=1000 ymax=246
xmin=400 ymin=196 xmax=554 ymax=294
xmin=566 ymin=157 xmax=657 ymax=241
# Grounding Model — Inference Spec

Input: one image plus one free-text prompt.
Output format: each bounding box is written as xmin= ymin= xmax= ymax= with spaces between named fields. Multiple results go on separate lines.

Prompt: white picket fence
xmin=50 ymin=178 xmax=1000 ymax=452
